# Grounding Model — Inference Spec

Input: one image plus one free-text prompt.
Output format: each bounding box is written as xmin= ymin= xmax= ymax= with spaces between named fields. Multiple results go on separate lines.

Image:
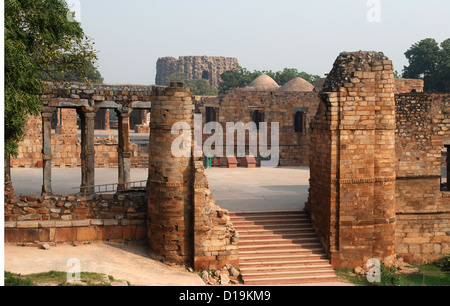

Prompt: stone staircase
xmin=229 ymin=211 xmax=340 ymax=286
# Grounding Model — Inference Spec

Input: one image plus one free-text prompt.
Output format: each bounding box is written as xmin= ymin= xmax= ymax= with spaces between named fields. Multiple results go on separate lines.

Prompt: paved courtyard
xmin=11 ymin=166 xmax=310 ymax=212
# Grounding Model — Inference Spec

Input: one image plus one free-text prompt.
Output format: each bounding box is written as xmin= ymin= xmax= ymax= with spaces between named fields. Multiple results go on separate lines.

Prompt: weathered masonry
xmin=307 ymin=51 xmax=450 ymax=268
xmin=156 ymin=56 xmax=239 ymax=89
xmin=5 ymin=82 xmax=238 ymax=270
xmin=37 ymin=83 xmax=154 ymax=194
xmin=195 ymin=75 xmax=320 ymax=167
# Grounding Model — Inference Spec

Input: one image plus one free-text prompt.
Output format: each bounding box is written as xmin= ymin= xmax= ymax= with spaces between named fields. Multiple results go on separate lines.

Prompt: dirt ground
xmin=4 ymin=242 xmax=204 ymax=286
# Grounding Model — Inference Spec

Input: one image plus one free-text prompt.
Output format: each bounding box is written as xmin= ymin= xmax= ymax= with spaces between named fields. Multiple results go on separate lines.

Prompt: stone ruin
xmin=4 ymin=51 xmax=450 ymax=270
xmin=155 ymin=56 xmax=239 ymax=89
xmin=306 ymin=51 xmax=450 ymax=267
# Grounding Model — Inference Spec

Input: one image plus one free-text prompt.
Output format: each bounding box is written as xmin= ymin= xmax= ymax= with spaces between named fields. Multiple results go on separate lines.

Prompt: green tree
xmin=164 ymin=73 xmax=218 ymax=96
xmin=219 ymin=65 xmax=320 ymax=94
xmin=5 ymin=0 xmax=99 ymax=157
xmin=218 ymin=65 xmax=260 ymax=94
xmin=41 ymin=61 xmax=104 ymax=84
xmin=402 ymin=38 xmax=450 ymax=92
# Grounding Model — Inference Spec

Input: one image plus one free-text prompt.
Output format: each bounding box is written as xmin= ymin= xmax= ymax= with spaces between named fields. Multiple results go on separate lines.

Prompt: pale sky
xmin=76 ymin=0 xmax=450 ymax=85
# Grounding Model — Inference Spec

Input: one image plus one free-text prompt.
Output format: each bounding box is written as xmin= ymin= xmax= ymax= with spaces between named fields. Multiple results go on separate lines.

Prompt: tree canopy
xmin=402 ymin=38 xmax=450 ymax=92
xmin=5 ymin=0 xmax=99 ymax=157
xmin=164 ymin=73 xmax=218 ymax=96
xmin=218 ymin=65 xmax=321 ymax=94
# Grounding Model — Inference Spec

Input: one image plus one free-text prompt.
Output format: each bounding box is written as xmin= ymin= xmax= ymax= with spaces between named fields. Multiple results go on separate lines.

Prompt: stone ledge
xmin=4 ymin=219 xmax=145 ymax=229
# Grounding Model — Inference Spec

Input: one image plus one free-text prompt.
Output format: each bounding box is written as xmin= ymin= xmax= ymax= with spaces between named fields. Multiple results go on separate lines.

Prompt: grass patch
xmin=4 ymin=271 xmax=128 ymax=286
xmin=335 ymin=258 xmax=450 ymax=287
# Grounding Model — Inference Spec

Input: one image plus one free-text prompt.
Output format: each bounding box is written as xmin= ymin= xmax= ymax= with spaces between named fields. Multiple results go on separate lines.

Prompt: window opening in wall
xmin=295 ymin=111 xmax=306 ymax=133
xmin=442 ymin=145 xmax=449 ymax=192
xmin=252 ymin=110 xmax=264 ymax=130
xmin=206 ymin=107 xmax=216 ymax=124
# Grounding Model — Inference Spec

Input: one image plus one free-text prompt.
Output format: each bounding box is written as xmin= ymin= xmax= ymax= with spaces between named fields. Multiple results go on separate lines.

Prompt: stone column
xmin=41 ymin=107 xmax=55 ymax=195
xmin=147 ymin=82 xmax=195 ymax=266
xmin=78 ymin=107 xmax=97 ymax=194
xmin=116 ymin=109 xmax=131 ymax=190
xmin=105 ymin=109 xmax=111 ymax=130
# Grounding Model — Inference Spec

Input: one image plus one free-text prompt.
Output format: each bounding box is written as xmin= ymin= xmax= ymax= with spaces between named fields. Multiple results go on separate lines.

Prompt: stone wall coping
xmin=5 ymin=219 xmax=145 ymax=229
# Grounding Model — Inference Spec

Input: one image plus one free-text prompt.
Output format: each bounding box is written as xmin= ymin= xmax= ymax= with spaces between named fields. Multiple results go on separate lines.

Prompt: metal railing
xmin=73 ymin=180 xmax=147 ymax=195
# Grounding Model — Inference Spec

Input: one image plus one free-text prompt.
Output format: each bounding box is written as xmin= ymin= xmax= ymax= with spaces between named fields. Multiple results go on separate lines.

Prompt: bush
xmin=434 ymin=254 xmax=450 ymax=271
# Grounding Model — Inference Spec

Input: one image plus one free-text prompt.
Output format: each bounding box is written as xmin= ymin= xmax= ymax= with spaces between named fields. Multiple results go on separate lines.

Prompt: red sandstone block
xmin=227 ymin=156 xmax=238 ymax=168
xmin=55 ymin=228 xmax=77 ymax=242
xmin=245 ymin=155 xmax=257 ymax=168
xmin=76 ymin=227 xmax=97 ymax=241
xmin=135 ymin=226 xmax=147 ymax=241
xmin=97 ymin=226 xmax=123 ymax=241
xmin=122 ymin=225 xmax=136 ymax=240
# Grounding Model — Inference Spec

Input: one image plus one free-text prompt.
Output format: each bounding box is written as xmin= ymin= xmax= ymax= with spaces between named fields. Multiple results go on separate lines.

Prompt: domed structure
xmin=240 ymin=74 xmax=280 ymax=91
xmin=278 ymin=77 xmax=314 ymax=92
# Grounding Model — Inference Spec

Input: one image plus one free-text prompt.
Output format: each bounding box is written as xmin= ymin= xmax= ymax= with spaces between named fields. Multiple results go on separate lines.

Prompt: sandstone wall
xmin=4 ymin=182 xmax=147 ymax=244
xmin=394 ymin=92 xmax=450 ymax=264
xmin=195 ymin=91 xmax=320 ymax=167
xmin=156 ymin=56 xmax=238 ymax=88
xmin=394 ymin=79 xmax=424 ymax=94
xmin=308 ymin=51 xmax=397 ymax=268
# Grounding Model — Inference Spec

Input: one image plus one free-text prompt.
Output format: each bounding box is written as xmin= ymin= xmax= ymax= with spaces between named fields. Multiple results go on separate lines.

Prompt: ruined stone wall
xmin=394 ymin=92 xmax=450 ymax=264
xmin=192 ymin=160 xmax=239 ymax=270
xmin=156 ymin=56 xmax=238 ymax=88
xmin=308 ymin=51 xmax=397 ymax=268
xmin=195 ymin=90 xmax=320 ymax=167
xmin=394 ymin=79 xmax=424 ymax=94
xmin=147 ymin=82 xmax=238 ymax=269
xmin=4 ymin=190 xmax=147 ymax=244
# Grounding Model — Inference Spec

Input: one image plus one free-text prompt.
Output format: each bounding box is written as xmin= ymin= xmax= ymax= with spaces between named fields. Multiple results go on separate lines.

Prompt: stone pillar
xmin=42 ymin=108 xmax=55 ymax=195
xmin=78 ymin=107 xmax=97 ymax=194
xmin=308 ymin=51 xmax=396 ymax=268
xmin=116 ymin=109 xmax=131 ymax=190
xmin=105 ymin=109 xmax=111 ymax=130
xmin=147 ymin=82 xmax=195 ymax=266
xmin=55 ymin=108 xmax=62 ymax=134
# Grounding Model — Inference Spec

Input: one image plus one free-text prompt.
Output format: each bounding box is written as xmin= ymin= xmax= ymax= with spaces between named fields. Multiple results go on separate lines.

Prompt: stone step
xmin=239 ymin=252 xmax=327 ymax=262
xmin=239 ymin=242 xmax=322 ymax=251
xmin=239 ymin=232 xmax=319 ymax=240
xmin=233 ymin=223 xmax=312 ymax=231
xmin=230 ymin=215 xmax=309 ymax=222
xmin=233 ymin=210 xmax=339 ymax=286
xmin=241 ymin=264 xmax=334 ymax=274
xmin=239 ymin=258 xmax=332 ymax=268
xmin=231 ymin=218 xmax=311 ymax=226
xmin=243 ymin=274 xmax=339 ymax=286
xmin=229 ymin=211 xmax=306 ymax=217
xmin=237 ymin=228 xmax=317 ymax=237
xmin=239 ymin=237 xmax=320 ymax=246
xmin=241 ymin=269 xmax=337 ymax=280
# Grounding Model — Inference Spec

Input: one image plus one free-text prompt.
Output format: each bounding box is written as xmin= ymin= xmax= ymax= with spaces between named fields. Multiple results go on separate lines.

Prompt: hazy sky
xmin=76 ymin=0 xmax=450 ymax=85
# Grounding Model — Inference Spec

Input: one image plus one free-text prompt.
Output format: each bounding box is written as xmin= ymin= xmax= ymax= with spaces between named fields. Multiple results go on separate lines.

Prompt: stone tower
xmin=307 ymin=51 xmax=397 ymax=268
xmin=147 ymin=82 xmax=239 ymax=269
xmin=155 ymin=56 xmax=239 ymax=89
